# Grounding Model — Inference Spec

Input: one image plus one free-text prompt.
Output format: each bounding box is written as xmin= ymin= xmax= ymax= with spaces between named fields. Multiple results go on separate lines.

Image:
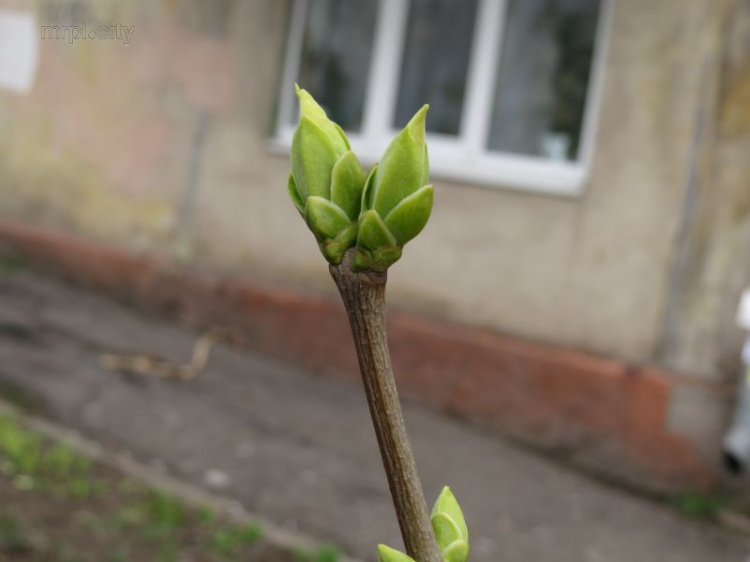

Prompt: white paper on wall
xmin=737 ymin=288 xmax=750 ymax=331
xmin=0 ymin=10 xmax=39 ymax=93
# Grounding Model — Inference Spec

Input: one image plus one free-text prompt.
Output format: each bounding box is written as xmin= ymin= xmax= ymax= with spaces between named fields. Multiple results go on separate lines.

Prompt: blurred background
xmin=1 ymin=0 xmax=750 ymax=560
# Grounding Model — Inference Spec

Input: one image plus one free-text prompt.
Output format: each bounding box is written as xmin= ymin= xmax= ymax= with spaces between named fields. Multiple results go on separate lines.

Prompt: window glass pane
xmin=292 ymin=0 xmax=379 ymax=131
xmin=487 ymin=0 xmax=601 ymax=161
xmin=394 ymin=0 xmax=479 ymax=135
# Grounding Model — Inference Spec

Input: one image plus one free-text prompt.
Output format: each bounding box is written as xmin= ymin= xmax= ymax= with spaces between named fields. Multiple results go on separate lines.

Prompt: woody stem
xmin=330 ymin=250 xmax=442 ymax=562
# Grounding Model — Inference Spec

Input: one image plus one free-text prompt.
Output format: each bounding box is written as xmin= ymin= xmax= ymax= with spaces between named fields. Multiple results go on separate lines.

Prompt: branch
xmin=330 ymin=250 xmax=442 ymax=562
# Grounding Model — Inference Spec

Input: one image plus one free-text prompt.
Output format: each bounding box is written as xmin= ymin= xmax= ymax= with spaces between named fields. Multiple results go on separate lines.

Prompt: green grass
xmin=0 ymin=416 xmax=97 ymax=498
xmin=115 ymin=504 xmax=149 ymax=528
xmin=672 ymin=491 xmax=725 ymax=520
xmin=294 ymin=544 xmax=342 ymax=562
xmin=0 ymin=256 xmax=26 ymax=273
xmin=145 ymin=490 xmax=187 ymax=531
xmin=198 ymin=505 xmax=217 ymax=524
xmin=0 ymin=509 xmax=28 ymax=553
xmin=0 ymin=414 xmax=345 ymax=561
xmin=208 ymin=523 xmax=263 ymax=556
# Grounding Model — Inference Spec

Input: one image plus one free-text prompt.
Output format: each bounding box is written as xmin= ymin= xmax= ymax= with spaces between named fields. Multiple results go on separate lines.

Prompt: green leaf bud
xmin=357 ymin=210 xmax=397 ymax=251
xmin=305 ymin=196 xmax=351 ymax=241
xmin=288 ymin=86 xmax=366 ymax=264
xmin=331 ymin=151 xmax=366 ymax=221
xmin=361 ymin=163 xmax=378 ymax=211
xmin=287 ymin=173 xmax=305 ymax=214
xmin=431 ymin=487 xmax=469 ymax=562
xmin=442 ymin=540 xmax=470 ymax=562
xmin=377 ymin=544 xmax=415 ymax=562
xmin=353 ymin=105 xmax=434 ymax=272
xmin=371 ymin=105 xmax=430 ymax=217
xmin=383 ymin=185 xmax=434 ymax=246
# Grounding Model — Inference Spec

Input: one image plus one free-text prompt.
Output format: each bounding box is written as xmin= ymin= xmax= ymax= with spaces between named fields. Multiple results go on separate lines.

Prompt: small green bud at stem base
xmin=431 ymin=487 xmax=469 ymax=562
xmin=378 ymin=544 xmax=416 ymax=562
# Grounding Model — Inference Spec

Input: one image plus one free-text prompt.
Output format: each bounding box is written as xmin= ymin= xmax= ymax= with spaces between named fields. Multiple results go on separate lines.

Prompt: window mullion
xmin=361 ymin=0 xmax=410 ymax=146
xmin=461 ymin=0 xmax=506 ymax=154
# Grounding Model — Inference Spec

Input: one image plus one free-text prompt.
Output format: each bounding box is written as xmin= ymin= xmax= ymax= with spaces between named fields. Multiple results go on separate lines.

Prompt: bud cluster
xmin=287 ymin=86 xmax=434 ymax=272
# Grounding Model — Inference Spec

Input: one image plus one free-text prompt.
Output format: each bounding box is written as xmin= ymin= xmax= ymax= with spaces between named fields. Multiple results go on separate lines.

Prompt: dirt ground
xmin=0 ymin=265 xmax=749 ymax=561
xmin=0 ymin=415 xmax=312 ymax=562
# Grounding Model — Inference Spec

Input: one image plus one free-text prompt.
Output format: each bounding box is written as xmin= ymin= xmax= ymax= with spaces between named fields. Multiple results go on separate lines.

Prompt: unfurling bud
xmin=431 ymin=487 xmax=469 ymax=562
xmin=377 ymin=544 xmax=415 ymax=562
xmin=354 ymin=105 xmax=433 ymax=272
xmin=374 ymin=486 xmax=469 ymax=562
xmin=288 ymin=85 xmax=366 ymax=264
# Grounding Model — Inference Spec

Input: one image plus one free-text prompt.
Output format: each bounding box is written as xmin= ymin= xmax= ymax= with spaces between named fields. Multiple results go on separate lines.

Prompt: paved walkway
xmin=0 ymin=269 xmax=748 ymax=562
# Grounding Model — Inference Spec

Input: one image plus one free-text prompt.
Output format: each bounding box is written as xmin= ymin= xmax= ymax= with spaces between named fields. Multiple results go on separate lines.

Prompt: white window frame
xmin=272 ymin=0 xmax=613 ymax=197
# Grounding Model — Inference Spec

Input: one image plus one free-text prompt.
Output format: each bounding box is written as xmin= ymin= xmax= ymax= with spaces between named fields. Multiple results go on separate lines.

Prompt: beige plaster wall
xmin=0 ymin=0 xmax=739 ymax=374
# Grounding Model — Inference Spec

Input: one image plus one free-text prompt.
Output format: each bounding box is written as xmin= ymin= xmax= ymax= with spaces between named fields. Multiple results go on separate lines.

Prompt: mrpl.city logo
xmin=39 ymin=0 xmax=135 ymax=45
xmin=41 ymin=22 xmax=135 ymax=45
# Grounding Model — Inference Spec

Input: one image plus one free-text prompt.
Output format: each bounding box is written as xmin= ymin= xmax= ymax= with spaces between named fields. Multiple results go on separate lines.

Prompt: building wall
xmin=0 ymin=0 xmax=742 ymax=378
xmin=659 ymin=0 xmax=750 ymax=381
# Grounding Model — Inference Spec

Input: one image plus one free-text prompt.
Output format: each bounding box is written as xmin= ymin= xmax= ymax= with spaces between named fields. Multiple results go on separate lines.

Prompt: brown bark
xmin=330 ymin=250 xmax=442 ymax=562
